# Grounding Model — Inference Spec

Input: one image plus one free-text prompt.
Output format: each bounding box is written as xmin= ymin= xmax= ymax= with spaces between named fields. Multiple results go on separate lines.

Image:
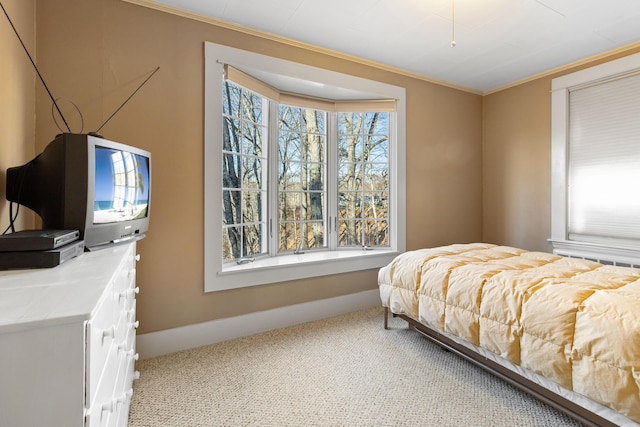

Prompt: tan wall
xmin=482 ymin=46 xmax=640 ymax=253
xmin=0 ymin=0 xmax=36 ymax=233
xmin=31 ymin=0 xmax=483 ymax=334
xmin=482 ymin=78 xmax=552 ymax=252
xmin=12 ymin=0 xmax=640 ymax=337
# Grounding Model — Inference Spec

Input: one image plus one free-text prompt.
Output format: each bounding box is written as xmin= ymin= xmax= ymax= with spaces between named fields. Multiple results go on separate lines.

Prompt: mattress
xmin=378 ymin=243 xmax=640 ymax=425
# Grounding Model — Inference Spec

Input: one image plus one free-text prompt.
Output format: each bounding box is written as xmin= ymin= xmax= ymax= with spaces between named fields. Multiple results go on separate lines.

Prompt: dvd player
xmin=0 ymin=230 xmax=80 ymax=252
xmin=0 ymin=240 xmax=84 ymax=270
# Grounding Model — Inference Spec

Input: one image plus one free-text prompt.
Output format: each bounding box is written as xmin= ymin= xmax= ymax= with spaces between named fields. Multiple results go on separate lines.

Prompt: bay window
xmin=205 ymin=42 xmax=405 ymax=291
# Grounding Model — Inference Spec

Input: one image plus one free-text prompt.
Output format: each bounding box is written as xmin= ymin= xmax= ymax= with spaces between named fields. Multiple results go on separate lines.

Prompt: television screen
xmin=94 ymin=146 xmax=150 ymax=225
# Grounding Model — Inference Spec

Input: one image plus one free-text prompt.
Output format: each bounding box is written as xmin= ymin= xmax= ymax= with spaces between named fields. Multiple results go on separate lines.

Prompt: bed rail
xmin=382 ymin=307 xmax=618 ymax=427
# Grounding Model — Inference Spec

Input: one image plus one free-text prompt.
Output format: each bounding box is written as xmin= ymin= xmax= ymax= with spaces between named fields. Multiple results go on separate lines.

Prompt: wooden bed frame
xmin=383 ymin=307 xmax=617 ymax=427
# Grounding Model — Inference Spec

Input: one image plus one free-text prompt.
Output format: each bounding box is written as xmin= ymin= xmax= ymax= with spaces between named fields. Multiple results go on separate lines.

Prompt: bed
xmin=378 ymin=243 xmax=640 ymax=427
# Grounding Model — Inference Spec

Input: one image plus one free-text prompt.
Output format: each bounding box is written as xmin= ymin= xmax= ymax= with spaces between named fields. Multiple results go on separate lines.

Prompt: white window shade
xmin=224 ymin=65 xmax=396 ymax=112
xmin=568 ymin=72 xmax=640 ymax=245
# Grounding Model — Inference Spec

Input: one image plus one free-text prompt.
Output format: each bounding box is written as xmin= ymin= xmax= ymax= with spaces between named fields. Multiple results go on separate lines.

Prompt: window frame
xmin=275 ymin=103 xmax=329 ymax=254
xmin=550 ymin=51 xmax=640 ymax=257
xmin=204 ymin=42 xmax=406 ymax=292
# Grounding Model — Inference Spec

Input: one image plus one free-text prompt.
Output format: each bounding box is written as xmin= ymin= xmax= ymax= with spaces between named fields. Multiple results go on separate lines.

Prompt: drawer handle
xmin=101 ymin=399 xmax=116 ymax=414
xmin=119 ymin=287 xmax=140 ymax=302
xmin=102 ymin=392 xmax=129 ymax=414
xmin=102 ymin=326 xmax=116 ymax=342
xmin=134 ymin=371 xmax=141 ymax=380
xmin=132 ymin=320 xmax=140 ymax=329
xmin=119 ymin=348 xmax=140 ymax=361
xmin=135 ymin=254 xmax=141 ymax=262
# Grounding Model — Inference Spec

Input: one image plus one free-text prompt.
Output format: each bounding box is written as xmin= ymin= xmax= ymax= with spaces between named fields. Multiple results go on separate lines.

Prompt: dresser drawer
xmin=112 ymin=247 xmax=136 ymax=296
xmin=86 ymin=292 xmax=119 ymax=407
xmin=115 ymin=318 xmax=138 ymax=395
xmin=88 ymin=343 xmax=120 ymax=426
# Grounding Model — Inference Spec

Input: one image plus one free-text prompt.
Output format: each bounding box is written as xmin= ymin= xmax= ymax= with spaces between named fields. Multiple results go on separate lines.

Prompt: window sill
xmin=205 ymin=249 xmax=400 ymax=292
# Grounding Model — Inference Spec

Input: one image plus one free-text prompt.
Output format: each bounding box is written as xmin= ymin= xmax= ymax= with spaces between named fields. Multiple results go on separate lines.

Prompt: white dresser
xmin=0 ymin=241 xmax=139 ymax=427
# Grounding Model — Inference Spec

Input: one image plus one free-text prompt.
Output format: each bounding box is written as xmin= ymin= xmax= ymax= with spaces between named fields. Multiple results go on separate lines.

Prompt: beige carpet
xmin=128 ymin=307 xmax=583 ymax=427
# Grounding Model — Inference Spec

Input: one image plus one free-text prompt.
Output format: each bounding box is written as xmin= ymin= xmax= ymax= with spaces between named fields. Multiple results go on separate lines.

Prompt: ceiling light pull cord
xmin=451 ymin=0 xmax=456 ymax=47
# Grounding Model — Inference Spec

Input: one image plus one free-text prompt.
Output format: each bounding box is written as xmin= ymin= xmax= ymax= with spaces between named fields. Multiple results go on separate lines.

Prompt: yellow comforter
xmin=378 ymin=243 xmax=640 ymax=423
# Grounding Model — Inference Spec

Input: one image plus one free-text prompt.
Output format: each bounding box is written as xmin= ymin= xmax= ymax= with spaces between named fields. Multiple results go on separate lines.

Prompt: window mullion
xmin=327 ymin=112 xmax=338 ymax=251
xmin=267 ymin=100 xmax=280 ymax=256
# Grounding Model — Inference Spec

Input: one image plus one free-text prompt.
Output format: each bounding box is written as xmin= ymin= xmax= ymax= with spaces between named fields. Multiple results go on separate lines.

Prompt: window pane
xmin=363 ymin=220 xmax=388 ymax=247
xmin=339 ymin=135 xmax=364 ymax=158
xmin=242 ymin=191 xmax=263 ymax=223
xmin=222 ymin=226 xmax=241 ymax=262
xmin=222 ymin=82 xmax=240 ymax=116
xmin=338 ymin=191 xmax=360 ymax=219
xmin=243 ymin=224 xmax=262 ymax=257
xmin=222 ymin=81 xmax=267 ymax=263
xmin=370 ymin=112 xmax=388 ymax=134
xmin=280 ymin=161 xmax=302 ymax=191
xmin=306 ymin=221 xmax=325 ymax=248
xmin=314 ymin=111 xmax=326 ymax=134
xmin=279 ymin=222 xmax=300 ymax=251
xmin=242 ymin=157 xmax=262 ymax=188
xmin=305 ymin=162 xmax=325 ymax=191
xmin=279 ymin=106 xmax=303 ymax=130
xmin=339 ymin=219 xmax=361 ymax=246
xmin=362 ymin=163 xmax=388 ymax=190
xmin=242 ymin=122 xmax=263 ymax=157
xmin=242 ymin=91 xmax=263 ymax=123
xmin=279 ymin=132 xmax=302 ymax=162
xmin=369 ymin=137 xmax=388 ymax=163
xmin=222 ymin=189 xmax=240 ymax=225
xmin=279 ymin=192 xmax=297 ymax=221
xmin=222 ymin=153 xmax=241 ymax=189
xmin=337 ymin=112 xmax=389 ymax=248
xmin=278 ymin=105 xmax=328 ymax=252
xmin=337 ymin=163 xmax=362 ymax=191
xmin=302 ymin=192 xmax=324 ymax=220
xmin=223 ymin=117 xmax=241 ymax=154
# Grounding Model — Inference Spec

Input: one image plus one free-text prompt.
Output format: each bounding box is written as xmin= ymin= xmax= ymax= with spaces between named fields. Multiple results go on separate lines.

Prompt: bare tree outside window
xmin=222 ymin=81 xmax=267 ymax=262
xmin=338 ymin=112 xmax=389 ymax=247
xmin=278 ymin=105 xmax=326 ymax=252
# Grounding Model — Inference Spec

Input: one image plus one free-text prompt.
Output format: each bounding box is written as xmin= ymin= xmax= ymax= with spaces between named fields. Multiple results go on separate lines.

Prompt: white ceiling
xmin=154 ymin=0 xmax=640 ymax=93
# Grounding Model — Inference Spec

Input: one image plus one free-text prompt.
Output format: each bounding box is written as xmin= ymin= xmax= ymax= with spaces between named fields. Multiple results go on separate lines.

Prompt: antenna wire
xmin=0 ymin=1 xmax=71 ymax=132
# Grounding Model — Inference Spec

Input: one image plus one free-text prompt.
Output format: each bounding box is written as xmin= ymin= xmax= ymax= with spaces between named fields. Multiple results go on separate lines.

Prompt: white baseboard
xmin=136 ymin=289 xmax=381 ymax=359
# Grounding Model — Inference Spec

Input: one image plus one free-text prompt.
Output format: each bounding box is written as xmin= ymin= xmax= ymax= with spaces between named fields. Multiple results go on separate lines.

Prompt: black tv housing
xmin=5 ymin=133 xmax=151 ymax=250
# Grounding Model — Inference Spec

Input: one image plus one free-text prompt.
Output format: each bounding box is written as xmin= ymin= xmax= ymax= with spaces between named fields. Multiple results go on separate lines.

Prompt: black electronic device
xmin=0 ymin=240 xmax=84 ymax=270
xmin=5 ymin=133 xmax=151 ymax=250
xmin=0 ymin=229 xmax=80 ymax=252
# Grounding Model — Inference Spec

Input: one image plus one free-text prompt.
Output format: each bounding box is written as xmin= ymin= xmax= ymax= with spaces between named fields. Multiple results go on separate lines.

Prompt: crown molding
xmin=122 ymin=0 xmax=640 ymax=97
xmin=483 ymin=40 xmax=640 ymax=95
xmin=121 ymin=0 xmax=482 ymax=95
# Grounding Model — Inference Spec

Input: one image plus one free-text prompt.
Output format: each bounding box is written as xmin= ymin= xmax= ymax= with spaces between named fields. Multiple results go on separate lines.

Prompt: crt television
xmin=5 ymin=133 xmax=151 ymax=250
